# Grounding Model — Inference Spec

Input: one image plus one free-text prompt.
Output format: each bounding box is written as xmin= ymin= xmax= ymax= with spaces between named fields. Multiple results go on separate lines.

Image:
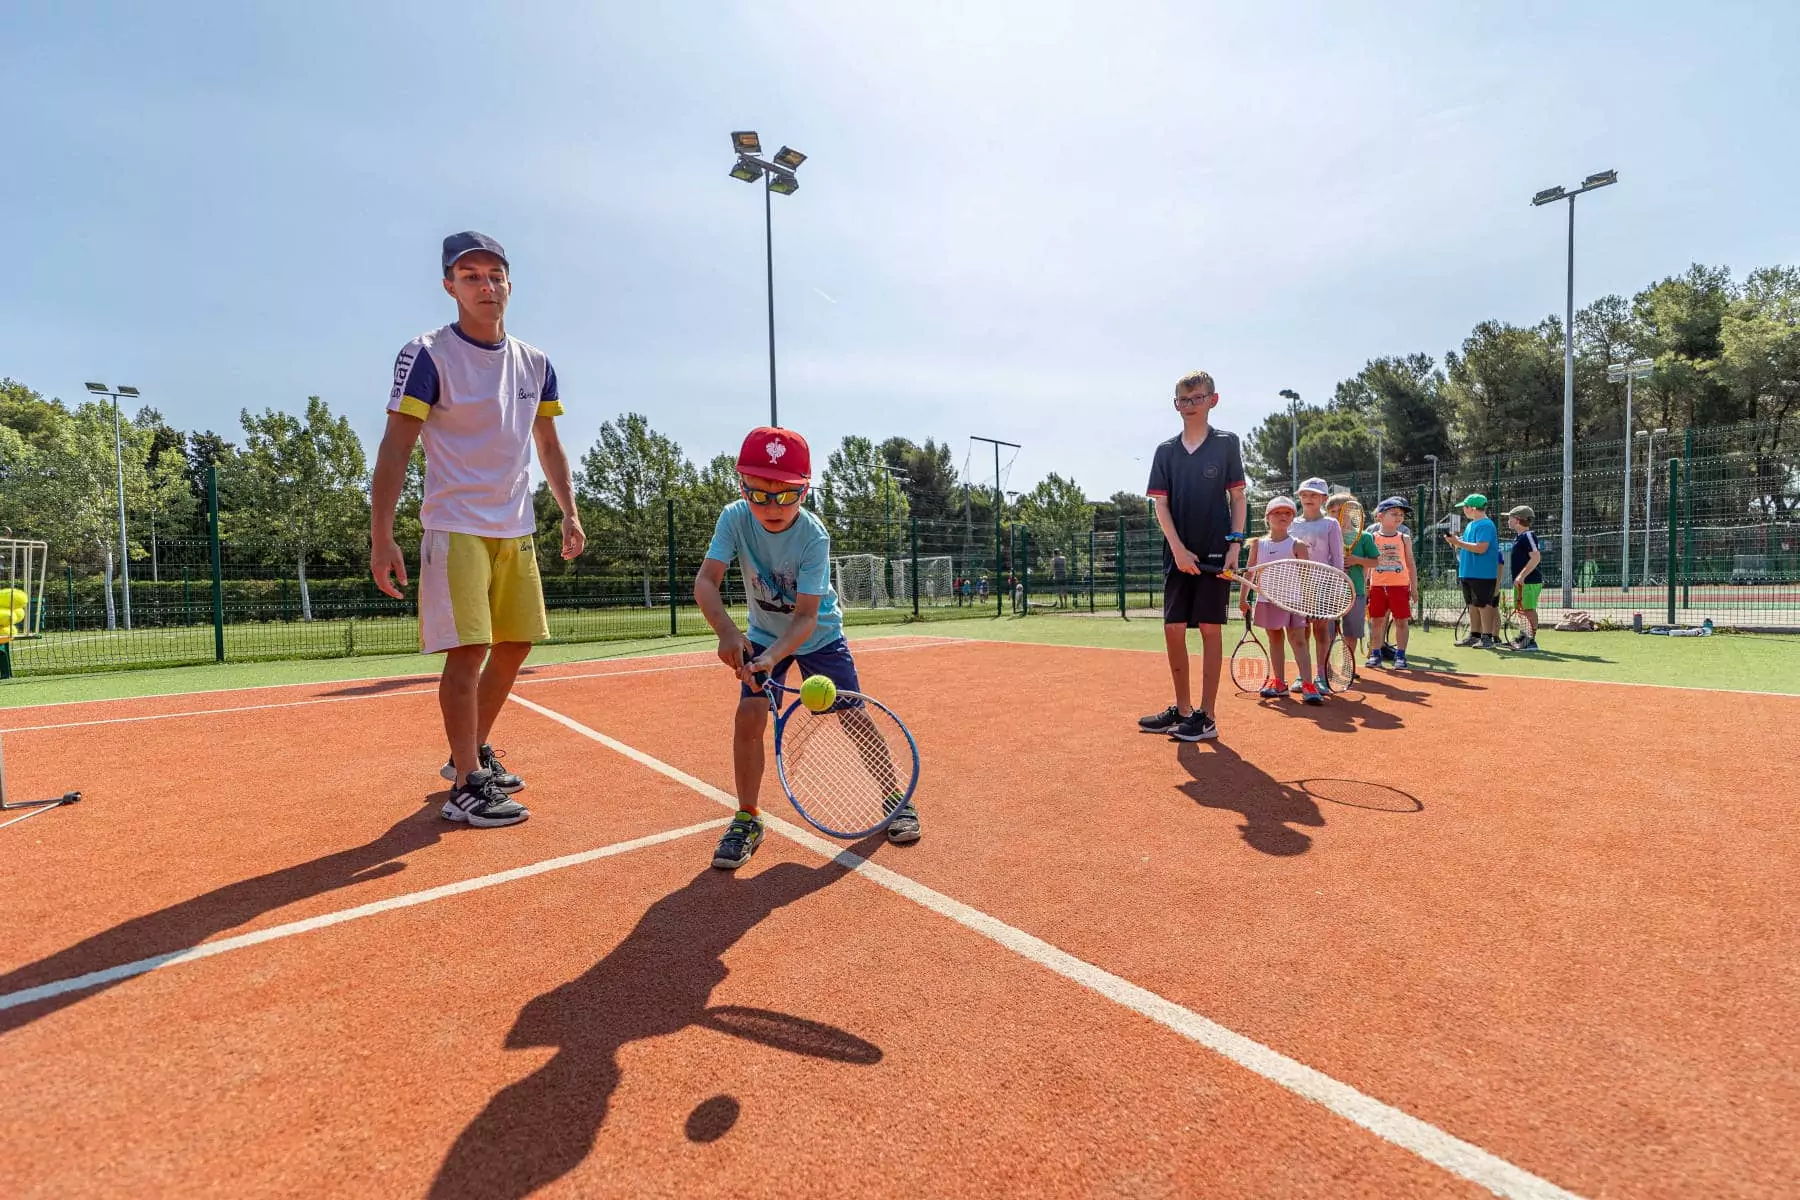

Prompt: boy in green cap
xmin=1444 ymin=494 xmax=1502 ymax=648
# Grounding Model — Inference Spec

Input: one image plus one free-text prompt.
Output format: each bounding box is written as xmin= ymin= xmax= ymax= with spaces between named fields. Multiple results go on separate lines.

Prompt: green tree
xmin=878 ymin=436 xmax=961 ymax=524
xmin=228 ymin=396 xmax=369 ymax=620
xmin=820 ymin=435 xmax=908 ymax=557
xmin=1442 ymin=319 xmax=1566 ymax=456
xmin=1013 ymin=472 xmax=1093 ymax=571
xmin=578 ymin=413 xmax=695 ymax=605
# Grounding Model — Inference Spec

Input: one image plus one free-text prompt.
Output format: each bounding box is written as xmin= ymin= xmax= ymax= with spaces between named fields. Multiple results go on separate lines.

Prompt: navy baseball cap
xmin=1375 ymin=495 xmax=1409 ymax=513
xmin=442 ymin=231 xmax=508 ymax=273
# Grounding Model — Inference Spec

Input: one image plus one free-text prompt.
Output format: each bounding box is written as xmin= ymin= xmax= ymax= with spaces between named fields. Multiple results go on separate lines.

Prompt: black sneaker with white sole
xmin=1171 ymin=709 xmax=1218 ymax=741
xmin=441 ymin=769 xmax=530 ymax=828
xmin=1137 ymin=704 xmax=1186 ymax=734
xmin=712 ymin=811 xmax=765 ymax=869
xmin=440 ymin=744 xmax=524 ymax=794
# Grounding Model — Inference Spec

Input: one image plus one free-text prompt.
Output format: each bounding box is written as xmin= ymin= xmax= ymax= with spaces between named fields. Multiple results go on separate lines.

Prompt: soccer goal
xmin=894 ymin=556 xmax=955 ymax=607
xmin=833 ymin=554 xmax=891 ymax=608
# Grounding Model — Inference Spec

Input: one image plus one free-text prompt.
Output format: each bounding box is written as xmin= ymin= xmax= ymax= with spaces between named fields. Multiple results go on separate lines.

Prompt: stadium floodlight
xmin=1609 ymin=358 xmax=1656 ymax=590
xmin=1532 ymin=167 xmax=1622 ymax=606
xmin=82 ymin=381 xmax=138 ymax=630
xmin=725 ymin=130 xmax=810 ymax=426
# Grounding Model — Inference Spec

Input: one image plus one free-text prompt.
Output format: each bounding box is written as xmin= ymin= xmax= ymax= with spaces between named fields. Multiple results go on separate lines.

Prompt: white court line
xmin=935 ymin=633 xmax=1800 ymax=700
xmin=0 ymin=639 xmax=964 ymax=734
xmin=506 ymin=692 xmax=1583 ymax=1200
xmin=0 ymin=818 xmax=725 ymax=1012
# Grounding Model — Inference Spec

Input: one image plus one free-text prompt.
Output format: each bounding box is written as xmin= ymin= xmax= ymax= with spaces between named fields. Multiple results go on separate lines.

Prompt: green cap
xmin=1457 ymin=493 xmax=1488 ymax=509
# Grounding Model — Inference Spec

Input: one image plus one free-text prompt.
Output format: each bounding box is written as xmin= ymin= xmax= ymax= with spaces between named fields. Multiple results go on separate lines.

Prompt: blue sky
xmin=5 ymin=1 xmax=1796 ymax=499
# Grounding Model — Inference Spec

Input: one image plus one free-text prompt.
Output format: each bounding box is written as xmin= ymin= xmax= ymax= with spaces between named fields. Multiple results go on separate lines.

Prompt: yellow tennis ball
xmin=799 ymin=674 xmax=837 ymax=713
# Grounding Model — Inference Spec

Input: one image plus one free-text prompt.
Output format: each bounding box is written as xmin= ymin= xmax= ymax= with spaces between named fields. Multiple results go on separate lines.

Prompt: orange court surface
xmin=2 ymin=635 xmax=1795 ymax=1199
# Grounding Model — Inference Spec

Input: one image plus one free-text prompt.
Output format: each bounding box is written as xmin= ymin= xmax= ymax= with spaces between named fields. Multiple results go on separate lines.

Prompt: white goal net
xmin=894 ymin=556 xmax=955 ymax=607
xmin=833 ymin=554 xmax=891 ymax=608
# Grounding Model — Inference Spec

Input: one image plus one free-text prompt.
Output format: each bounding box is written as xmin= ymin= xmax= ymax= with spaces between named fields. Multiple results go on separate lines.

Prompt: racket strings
xmin=1256 ymin=560 xmax=1354 ymax=620
xmin=780 ymin=701 xmax=912 ymax=833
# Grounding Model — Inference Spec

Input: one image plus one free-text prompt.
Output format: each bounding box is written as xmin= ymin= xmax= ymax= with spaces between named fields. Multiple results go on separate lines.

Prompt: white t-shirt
xmin=387 ymin=324 xmax=563 ymax=538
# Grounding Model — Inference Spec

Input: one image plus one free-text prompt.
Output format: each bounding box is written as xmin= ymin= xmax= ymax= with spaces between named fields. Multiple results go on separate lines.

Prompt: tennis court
xmin=3 ymin=634 xmax=1796 ymax=1198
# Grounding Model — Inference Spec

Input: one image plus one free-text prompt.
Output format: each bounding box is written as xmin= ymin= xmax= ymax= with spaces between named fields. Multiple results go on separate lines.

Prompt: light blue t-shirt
xmin=706 ymin=500 xmax=844 ymax=655
xmin=1458 ymin=516 xmax=1501 ymax=579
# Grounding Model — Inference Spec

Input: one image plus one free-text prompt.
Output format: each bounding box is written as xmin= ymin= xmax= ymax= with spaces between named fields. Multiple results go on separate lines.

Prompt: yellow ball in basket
xmin=798 ymin=674 xmax=837 ymax=713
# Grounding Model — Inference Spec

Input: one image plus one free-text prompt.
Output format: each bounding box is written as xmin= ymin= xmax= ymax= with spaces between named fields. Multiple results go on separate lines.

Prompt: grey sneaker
xmin=885 ymin=798 xmax=922 ymax=844
xmin=712 ymin=811 xmax=766 ymax=869
xmin=1477 ymin=635 xmax=1497 ymax=650
xmin=1454 ymin=634 xmax=1481 ymax=648
xmin=441 ymin=770 xmax=530 ymax=828
xmin=440 ymin=744 xmax=524 ymax=793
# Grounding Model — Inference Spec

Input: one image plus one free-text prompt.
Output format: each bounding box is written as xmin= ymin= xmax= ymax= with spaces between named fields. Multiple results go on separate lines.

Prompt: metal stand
xmin=0 ymin=729 xmax=81 ymax=829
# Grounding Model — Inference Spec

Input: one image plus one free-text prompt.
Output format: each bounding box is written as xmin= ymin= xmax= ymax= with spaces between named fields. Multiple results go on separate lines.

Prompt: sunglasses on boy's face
xmin=1173 ymin=391 xmax=1217 ymax=407
xmin=741 ymin=482 xmax=807 ymax=507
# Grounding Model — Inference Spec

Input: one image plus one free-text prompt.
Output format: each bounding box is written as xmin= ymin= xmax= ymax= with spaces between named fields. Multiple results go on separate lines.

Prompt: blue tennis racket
xmin=749 ymin=664 xmax=920 ymax=840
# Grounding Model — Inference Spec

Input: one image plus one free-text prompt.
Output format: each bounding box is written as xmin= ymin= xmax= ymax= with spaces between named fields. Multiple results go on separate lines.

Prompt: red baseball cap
xmin=736 ymin=426 xmax=812 ymax=485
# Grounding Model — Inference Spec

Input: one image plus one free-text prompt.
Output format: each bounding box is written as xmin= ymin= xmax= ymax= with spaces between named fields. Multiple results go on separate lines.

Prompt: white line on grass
xmin=506 ymin=690 xmax=1584 ymax=1200
xmin=0 ymin=638 xmax=962 ymax=734
xmin=0 ymin=818 xmax=725 ymax=1012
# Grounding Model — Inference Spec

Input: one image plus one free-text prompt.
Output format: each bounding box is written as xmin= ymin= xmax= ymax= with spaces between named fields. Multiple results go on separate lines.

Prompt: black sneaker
xmin=1454 ymin=634 xmax=1481 ymax=648
xmin=441 ymin=769 xmax=530 ymax=828
xmin=440 ymin=744 xmax=524 ymax=794
xmin=1138 ymin=704 xmax=1186 ymax=734
xmin=885 ymin=798 xmax=922 ymax=844
xmin=1379 ymin=643 xmax=1397 ymax=663
xmin=1171 ymin=710 xmax=1218 ymax=742
xmin=712 ymin=811 xmax=765 ymax=870
xmin=1518 ymin=638 xmax=1540 ymax=652
xmin=1477 ymin=635 xmax=1496 ymax=650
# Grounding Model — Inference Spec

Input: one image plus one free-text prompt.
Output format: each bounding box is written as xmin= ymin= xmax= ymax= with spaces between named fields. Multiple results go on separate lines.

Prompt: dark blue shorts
xmin=739 ymin=637 xmax=863 ymax=701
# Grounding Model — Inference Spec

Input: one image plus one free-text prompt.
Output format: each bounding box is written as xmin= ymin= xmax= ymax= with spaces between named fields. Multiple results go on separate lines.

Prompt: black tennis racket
xmin=1231 ymin=609 xmax=1270 ymax=693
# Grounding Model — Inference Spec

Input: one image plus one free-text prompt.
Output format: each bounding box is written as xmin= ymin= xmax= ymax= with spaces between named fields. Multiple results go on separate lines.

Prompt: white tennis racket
xmin=1201 ymin=559 xmax=1355 ymax=621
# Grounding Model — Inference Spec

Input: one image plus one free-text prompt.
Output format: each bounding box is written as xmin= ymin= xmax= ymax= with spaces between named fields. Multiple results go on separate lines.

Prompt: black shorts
xmin=1163 ymin=569 xmax=1231 ymax=628
xmin=1460 ymin=577 xmax=1499 ymax=609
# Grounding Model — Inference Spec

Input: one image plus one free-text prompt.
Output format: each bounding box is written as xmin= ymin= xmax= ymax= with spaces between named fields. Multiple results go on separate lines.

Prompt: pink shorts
xmin=1252 ymin=599 xmax=1306 ymax=632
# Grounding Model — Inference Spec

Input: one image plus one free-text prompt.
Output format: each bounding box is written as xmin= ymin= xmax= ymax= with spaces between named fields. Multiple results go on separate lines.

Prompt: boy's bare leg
xmin=1197 ymin=624 xmax=1223 ymax=714
xmin=1163 ymin=624 xmax=1193 ymax=715
xmin=732 ymin=697 xmax=769 ymax=814
xmin=475 ymin=641 xmax=532 ymax=746
xmin=1394 ymin=618 xmax=1410 ymax=650
xmin=440 ymin=645 xmax=488 ymax=788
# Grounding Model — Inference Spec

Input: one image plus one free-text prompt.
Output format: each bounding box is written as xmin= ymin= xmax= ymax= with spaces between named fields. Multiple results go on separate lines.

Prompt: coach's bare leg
xmin=1197 ymin=623 xmax=1223 ymax=715
xmin=441 ymin=645 xmax=488 ymax=788
xmin=475 ymin=640 xmax=533 ymax=746
xmin=733 ymin=697 xmax=769 ymax=815
xmin=1163 ymin=624 xmax=1193 ymax=716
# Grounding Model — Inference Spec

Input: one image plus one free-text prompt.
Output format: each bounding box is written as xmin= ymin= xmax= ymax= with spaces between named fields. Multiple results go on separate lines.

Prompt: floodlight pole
xmin=765 ymin=180 xmax=778 ymax=427
xmin=86 ymin=382 xmax=136 ymax=630
xmin=1643 ymin=427 xmax=1667 ymax=585
xmin=1373 ymin=427 xmax=1384 ymax=499
xmin=1278 ymin=389 xmax=1301 ymax=494
xmin=972 ymin=436 xmax=1020 ymax=617
xmin=1532 ymin=170 xmax=1617 ymax=607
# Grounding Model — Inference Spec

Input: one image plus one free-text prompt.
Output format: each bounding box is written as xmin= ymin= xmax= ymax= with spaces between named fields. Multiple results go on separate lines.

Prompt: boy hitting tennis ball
xmin=693 ymin=426 xmax=921 ymax=870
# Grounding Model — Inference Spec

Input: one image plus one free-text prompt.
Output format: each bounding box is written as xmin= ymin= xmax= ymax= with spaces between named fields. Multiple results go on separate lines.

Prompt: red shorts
xmin=1366 ymin=586 xmax=1412 ymax=621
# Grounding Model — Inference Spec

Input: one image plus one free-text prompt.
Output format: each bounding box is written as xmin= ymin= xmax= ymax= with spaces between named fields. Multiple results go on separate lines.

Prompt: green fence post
xmin=1116 ymin=514 xmax=1127 ymax=618
xmin=208 ymin=464 xmax=225 ymax=662
xmin=1088 ymin=527 xmax=1096 ymax=612
xmin=910 ymin=515 xmax=920 ymax=619
xmin=1681 ymin=427 xmax=1694 ymax=609
xmin=1021 ymin=527 xmax=1032 ymax=615
xmin=66 ymin=565 xmax=75 ymax=631
xmin=1490 ymin=455 xmax=1501 ymax=509
xmin=1665 ymin=458 xmax=1679 ymax=626
xmin=666 ymin=498 xmax=678 ymax=636
xmin=994 ymin=514 xmax=1003 ymax=618
xmin=182 ymin=566 xmax=191 ymax=626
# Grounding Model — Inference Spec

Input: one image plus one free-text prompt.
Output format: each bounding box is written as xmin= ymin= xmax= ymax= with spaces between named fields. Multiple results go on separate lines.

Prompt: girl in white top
xmin=1238 ymin=497 xmax=1321 ymax=703
xmin=1290 ymin=478 xmax=1343 ymax=694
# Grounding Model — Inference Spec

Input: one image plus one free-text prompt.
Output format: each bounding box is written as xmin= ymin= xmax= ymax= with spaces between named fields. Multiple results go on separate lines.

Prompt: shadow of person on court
xmin=1173 ymin=740 xmax=1323 ymax=856
xmin=0 ymin=801 xmax=447 ymax=1034
xmin=428 ymin=843 xmax=884 ymax=1200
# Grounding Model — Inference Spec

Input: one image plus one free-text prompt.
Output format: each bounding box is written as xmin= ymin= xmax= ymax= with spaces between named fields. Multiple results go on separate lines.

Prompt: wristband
xmin=1224 ymin=531 xmax=1245 ymax=544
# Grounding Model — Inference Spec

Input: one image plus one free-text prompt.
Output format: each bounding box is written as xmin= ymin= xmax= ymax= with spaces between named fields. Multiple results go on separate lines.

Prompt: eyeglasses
xmin=741 ymin=482 xmax=807 ymax=507
xmin=1173 ymin=392 xmax=1217 ymax=407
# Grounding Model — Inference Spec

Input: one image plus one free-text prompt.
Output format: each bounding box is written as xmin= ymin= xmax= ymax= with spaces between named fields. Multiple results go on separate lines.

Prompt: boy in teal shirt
xmin=1444 ymin=493 xmax=1502 ymax=648
xmin=693 ymin=426 xmax=922 ymax=869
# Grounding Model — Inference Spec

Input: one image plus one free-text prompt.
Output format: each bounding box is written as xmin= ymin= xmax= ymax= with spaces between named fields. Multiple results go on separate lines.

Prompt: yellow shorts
xmin=418 ymin=530 xmax=549 ymax=654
